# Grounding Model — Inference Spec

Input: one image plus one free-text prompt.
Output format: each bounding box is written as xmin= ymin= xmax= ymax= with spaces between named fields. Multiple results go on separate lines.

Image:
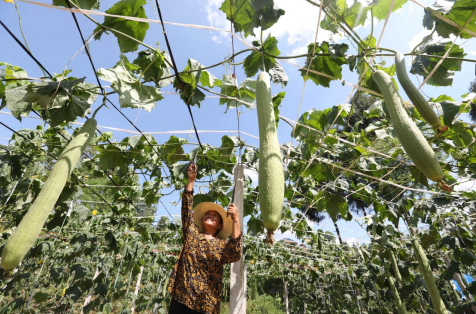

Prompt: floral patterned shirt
xmin=167 ymin=189 xmax=243 ymax=314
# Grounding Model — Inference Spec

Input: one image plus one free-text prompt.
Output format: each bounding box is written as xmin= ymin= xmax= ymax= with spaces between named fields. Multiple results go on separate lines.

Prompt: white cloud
xmin=454 ymin=180 xmax=476 ymax=192
xmin=205 ymin=0 xmax=340 ymax=53
xmin=344 ymin=237 xmax=360 ymax=246
xmin=470 ymin=51 xmax=476 ymax=56
xmin=211 ymin=35 xmax=222 ymax=44
xmin=408 ymin=28 xmax=433 ymax=51
xmin=205 ymin=0 xmax=230 ymax=42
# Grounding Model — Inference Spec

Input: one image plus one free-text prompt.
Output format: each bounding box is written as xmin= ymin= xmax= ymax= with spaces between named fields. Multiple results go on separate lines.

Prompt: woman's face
xmin=201 ymin=210 xmax=223 ymax=231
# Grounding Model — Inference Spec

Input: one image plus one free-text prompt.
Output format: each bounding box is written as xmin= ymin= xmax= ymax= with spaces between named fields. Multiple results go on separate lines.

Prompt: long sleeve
xmin=181 ymin=189 xmax=195 ymax=239
xmin=221 ymin=232 xmax=243 ymax=264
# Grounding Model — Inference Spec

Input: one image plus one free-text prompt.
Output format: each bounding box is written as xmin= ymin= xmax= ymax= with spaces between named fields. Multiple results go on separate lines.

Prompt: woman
xmin=168 ymin=163 xmax=243 ymax=314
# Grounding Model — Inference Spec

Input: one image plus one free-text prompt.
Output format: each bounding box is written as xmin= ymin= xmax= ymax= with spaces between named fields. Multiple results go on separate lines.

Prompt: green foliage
xmin=411 ymin=40 xmax=466 ymax=86
xmin=424 ymin=0 xmax=476 ymax=39
xmin=219 ymin=0 xmax=285 ymax=37
xmin=53 ymin=0 xmax=99 ymax=10
xmin=174 ymin=59 xmax=221 ymax=107
xmin=98 ymin=57 xmax=163 ymax=111
xmin=247 ymin=294 xmax=285 ymax=314
xmin=243 ymin=35 xmax=281 ymax=77
xmin=94 ymin=0 xmax=149 ymax=53
xmin=300 ymin=41 xmax=348 ymax=87
xmin=1 ymin=0 xmax=476 ymax=312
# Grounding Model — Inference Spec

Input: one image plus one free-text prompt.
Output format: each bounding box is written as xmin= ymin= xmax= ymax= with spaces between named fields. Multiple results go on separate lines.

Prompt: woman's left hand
xmin=227 ymin=203 xmax=239 ymax=222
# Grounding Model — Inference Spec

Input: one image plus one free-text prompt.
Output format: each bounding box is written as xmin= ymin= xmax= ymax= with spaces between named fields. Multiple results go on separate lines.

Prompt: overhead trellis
xmin=1 ymin=0 xmax=476 ymax=313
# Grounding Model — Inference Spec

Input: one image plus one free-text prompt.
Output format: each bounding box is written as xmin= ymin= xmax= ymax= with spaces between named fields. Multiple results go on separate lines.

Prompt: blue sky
xmin=1 ymin=0 xmax=475 ymax=244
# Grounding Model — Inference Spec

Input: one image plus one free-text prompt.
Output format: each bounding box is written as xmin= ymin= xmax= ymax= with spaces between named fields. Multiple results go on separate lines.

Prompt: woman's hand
xmin=187 ymin=164 xmax=197 ymax=181
xmin=227 ymin=203 xmax=239 ymax=222
xmin=185 ymin=164 xmax=197 ymax=192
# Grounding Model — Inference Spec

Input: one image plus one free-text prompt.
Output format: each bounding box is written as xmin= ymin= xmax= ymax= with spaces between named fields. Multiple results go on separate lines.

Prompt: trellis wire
xmin=0 ymin=121 xmax=117 ymax=213
xmin=0 ymin=22 xmax=144 ymax=215
xmin=285 ymin=0 xmax=324 ymax=167
xmin=418 ymin=7 xmax=476 ymax=89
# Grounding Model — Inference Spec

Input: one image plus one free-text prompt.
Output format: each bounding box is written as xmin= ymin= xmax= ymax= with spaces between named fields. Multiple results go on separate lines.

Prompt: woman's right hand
xmin=187 ymin=163 xmax=198 ymax=181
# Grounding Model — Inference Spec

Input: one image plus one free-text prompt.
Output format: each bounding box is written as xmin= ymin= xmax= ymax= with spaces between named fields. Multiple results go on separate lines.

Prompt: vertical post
xmin=131 ymin=266 xmax=144 ymax=314
xmin=284 ymin=281 xmax=289 ymax=314
xmin=82 ymin=267 xmax=101 ymax=313
xmin=230 ymin=164 xmax=246 ymax=314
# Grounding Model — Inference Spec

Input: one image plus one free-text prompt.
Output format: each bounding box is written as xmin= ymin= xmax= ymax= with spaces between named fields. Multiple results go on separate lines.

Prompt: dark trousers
xmin=168 ymin=298 xmax=203 ymax=314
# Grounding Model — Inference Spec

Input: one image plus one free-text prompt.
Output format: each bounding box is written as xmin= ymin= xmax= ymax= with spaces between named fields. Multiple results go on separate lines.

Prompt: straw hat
xmin=193 ymin=202 xmax=233 ymax=239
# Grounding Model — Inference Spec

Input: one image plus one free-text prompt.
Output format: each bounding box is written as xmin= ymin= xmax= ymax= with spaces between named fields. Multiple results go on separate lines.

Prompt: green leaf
xmin=300 ymin=42 xmax=348 ymax=87
xmin=219 ymin=75 xmax=256 ymax=110
xmin=193 ymin=193 xmax=214 ymax=207
xmin=33 ymin=291 xmax=49 ymax=303
xmin=440 ymin=100 xmax=460 ymax=126
xmin=272 ymin=91 xmax=285 ymax=128
xmin=160 ymin=136 xmax=188 ymax=165
xmin=454 ymin=248 xmax=476 ymax=266
xmin=467 ymin=281 xmax=476 ymax=294
xmin=370 ymin=0 xmax=407 ymax=21
xmin=243 ymin=35 xmax=281 ymax=77
xmin=174 ymin=59 xmax=220 ymax=107
xmin=219 ymin=0 xmax=285 ymax=37
xmin=96 ymin=145 xmax=128 ymax=172
xmin=47 ymin=82 xmax=98 ymax=127
xmin=410 ymin=166 xmax=429 ymax=187
xmin=269 ymin=60 xmax=288 ymax=87
xmin=94 ymin=0 xmax=149 ymax=53
xmin=4 ymin=85 xmax=32 ymax=120
xmin=206 ymin=136 xmax=237 ymax=173
xmin=320 ymin=0 xmax=349 ymax=33
xmin=53 ymin=0 xmax=99 ymax=10
xmin=73 ymin=204 xmax=91 ymax=220
xmin=318 ymin=192 xmax=349 ymax=221
xmin=133 ymin=49 xmax=173 ymax=87
xmin=358 ymin=59 xmax=396 ymax=95
xmin=430 ymin=0 xmax=476 ymax=39
xmin=98 ymin=58 xmax=163 ymax=111
xmin=441 ymin=260 xmax=460 ymax=280
xmin=344 ymin=2 xmax=369 ymax=28
xmin=243 ymin=37 xmax=281 ymax=77
xmin=411 ymin=40 xmax=466 ymax=86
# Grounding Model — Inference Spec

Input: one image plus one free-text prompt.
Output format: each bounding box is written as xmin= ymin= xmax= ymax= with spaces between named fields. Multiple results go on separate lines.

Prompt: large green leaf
xmin=94 ymin=0 xmax=149 ymax=53
xmin=219 ymin=75 xmax=256 ymax=110
xmin=98 ymin=58 xmax=163 ymax=111
xmin=53 ymin=0 xmax=99 ymax=10
xmin=160 ymin=136 xmax=188 ymax=165
xmin=371 ymin=0 xmax=407 ymax=21
xmin=300 ymin=42 xmax=348 ymax=88
xmin=96 ymin=145 xmax=128 ymax=172
xmin=243 ymin=35 xmax=281 ymax=77
xmin=425 ymin=0 xmax=476 ymax=39
xmin=321 ymin=0 xmax=406 ymax=33
xmin=317 ymin=192 xmax=349 ymax=221
xmin=4 ymin=85 xmax=32 ymax=120
xmin=4 ymin=79 xmax=97 ymax=125
xmin=133 ymin=49 xmax=173 ymax=87
xmin=46 ymin=82 xmax=98 ymax=127
xmin=174 ymin=59 xmax=221 ymax=107
xmin=411 ymin=40 xmax=466 ymax=86
xmin=219 ymin=0 xmax=285 ymax=37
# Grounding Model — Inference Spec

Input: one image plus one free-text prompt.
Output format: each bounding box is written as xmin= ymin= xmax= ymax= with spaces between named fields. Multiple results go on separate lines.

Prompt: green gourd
xmin=256 ymin=72 xmax=284 ymax=244
xmin=394 ymin=53 xmax=445 ymax=132
xmin=412 ymin=239 xmax=448 ymax=314
xmin=385 ymin=268 xmax=407 ymax=314
xmin=389 ymin=251 xmax=402 ymax=282
xmin=372 ymin=70 xmax=450 ymax=192
xmin=1 ymin=119 xmax=97 ymax=271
